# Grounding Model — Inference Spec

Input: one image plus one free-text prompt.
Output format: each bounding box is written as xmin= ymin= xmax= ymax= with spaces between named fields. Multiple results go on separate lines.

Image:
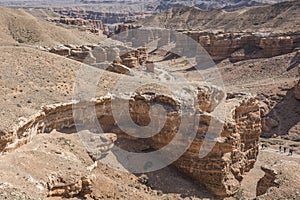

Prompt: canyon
xmin=0 ymin=1 xmax=299 ymax=200
xmin=0 ymin=42 xmax=262 ymax=198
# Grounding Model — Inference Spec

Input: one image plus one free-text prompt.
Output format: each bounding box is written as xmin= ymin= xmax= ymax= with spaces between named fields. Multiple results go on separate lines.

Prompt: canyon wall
xmin=48 ymin=44 xmax=149 ymax=71
xmin=148 ymin=93 xmax=261 ymax=197
xmin=49 ymin=17 xmax=104 ymax=35
xmin=0 ymin=87 xmax=261 ymax=198
xmin=46 ymin=28 xmax=300 ymax=69
xmin=185 ymin=31 xmax=300 ymax=62
xmin=53 ymin=9 xmax=144 ymax=24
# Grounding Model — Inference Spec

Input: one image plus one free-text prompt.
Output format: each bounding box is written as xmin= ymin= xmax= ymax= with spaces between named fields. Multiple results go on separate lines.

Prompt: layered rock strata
xmin=185 ymin=31 xmax=300 ymax=62
xmin=48 ymin=44 xmax=149 ymax=71
xmin=0 ymin=88 xmax=261 ymax=198
xmin=49 ymin=17 xmax=104 ymax=35
xmin=53 ymin=9 xmax=145 ymax=24
xmin=148 ymin=93 xmax=261 ymax=197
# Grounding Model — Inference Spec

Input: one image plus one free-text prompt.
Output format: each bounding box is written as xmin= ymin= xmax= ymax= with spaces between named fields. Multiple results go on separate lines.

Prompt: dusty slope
xmin=0 ymin=7 xmax=105 ymax=47
xmin=0 ymin=46 xmax=119 ymax=133
xmin=140 ymin=0 xmax=300 ymax=32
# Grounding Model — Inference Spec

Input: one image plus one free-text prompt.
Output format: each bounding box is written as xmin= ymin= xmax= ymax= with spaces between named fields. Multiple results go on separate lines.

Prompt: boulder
xmin=262 ymin=117 xmax=279 ymax=132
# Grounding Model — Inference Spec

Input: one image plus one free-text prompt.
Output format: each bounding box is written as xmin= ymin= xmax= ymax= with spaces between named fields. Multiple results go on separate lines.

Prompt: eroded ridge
xmin=0 ymin=87 xmax=261 ymax=198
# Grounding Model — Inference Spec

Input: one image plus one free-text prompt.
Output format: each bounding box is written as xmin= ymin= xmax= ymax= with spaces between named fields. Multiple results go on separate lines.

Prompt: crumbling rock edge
xmin=0 ymin=90 xmax=261 ymax=198
xmin=256 ymin=165 xmax=279 ymax=197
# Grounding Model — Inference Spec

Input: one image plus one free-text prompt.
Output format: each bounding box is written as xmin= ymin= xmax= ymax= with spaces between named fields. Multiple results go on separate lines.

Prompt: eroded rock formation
xmin=184 ymin=31 xmax=300 ymax=62
xmin=148 ymin=93 xmax=261 ymax=197
xmin=256 ymin=165 xmax=279 ymax=196
xmin=47 ymin=176 xmax=94 ymax=198
xmin=0 ymin=86 xmax=261 ymax=198
xmin=48 ymin=44 xmax=149 ymax=72
xmin=49 ymin=17 xmax=104 ymax=35
xmin=53 ymin=9 xmax=144 ymax=24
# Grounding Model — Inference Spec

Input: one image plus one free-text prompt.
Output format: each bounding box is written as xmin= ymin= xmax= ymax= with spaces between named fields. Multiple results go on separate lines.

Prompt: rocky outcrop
xmin=106 ymin=63 xmax=132 ymax=75
xmin=53 ymin=9 xmax=144 ymax=24
xmin=0 ymin=130 xmax=14 ymax=153
xmin=120 ymin=47 xmax=148 ymax=68
xmin=115 ymin=24 xmax=142 ymax=34
xmin=108 ymin=28 xmax=300 ymax=62
xmin=185 ymin=31 xmax=300 ymax=62
xmin=47 ymin=176 xmax=93 ymax=198
xmin=48 ymin=44 xmax=148 ymax=72
xmin=261 ymin=117 xmax=279 ymax=132
xmin=50 ymin=17 xmax=102 ymax=28
xmin=255 ymin=160 xmax=300 ymax=199
xmin=256 ymin=165 xmax=279 ymax=196
xmin=0 ymin=86 xmax=261 ymax=198
xmin=49 ymin=17 xmax=104 ymax=35
xmin=49 ymin=46 xmax=71 ymax=56
xmin=149 ymin=94 xmax=261 ymax=197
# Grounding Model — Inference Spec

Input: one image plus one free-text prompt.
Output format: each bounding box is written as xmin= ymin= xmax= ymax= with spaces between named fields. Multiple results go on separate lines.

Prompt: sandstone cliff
xmin=0 ymin=89 xmax=261 ymax=198
xmin=0 ymin=45 xmax=262 ymax=199
xmin=48 ymin=44 xmax=149 ymax=70
xmin=183 ymin=31 xmax=299 ymax=62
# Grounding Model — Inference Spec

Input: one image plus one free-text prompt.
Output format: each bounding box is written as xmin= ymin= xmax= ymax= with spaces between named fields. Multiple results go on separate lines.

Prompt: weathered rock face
xmin=185 ymin=31 xmax=300 ymax=62
xmin=115 ymin=24 xmax=142 ymax=34
xmin=47 ymin=176 xmax=94 ymax=198
xmin=120 ymin=48 xmax=148 ymax=68
xmin=105 ymin=28 xmax=300 ymax=62
xmin=0 ymin=86 xmax=261 ymax=198
xmin=256 ymin=165 xmax=279 ymax=196
xmin=0 ymin=130 xmax=14 ymax=153
xmin=148 ymin=94 xmax=261 ymax=197
xmin=49 ymin=17 xmax=103 ymax=35
xmin=261 ymin=117 xmax=279 ymax=132
xmin=50 ymin=17 xmax=102 ymax=28
xmin=49 ymin=46 xmax=71 ymax=56
xmin=48 ymin=44 xmax=148 ymax=72
xmin=53 ymin=9 xmax=143 ymax=24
